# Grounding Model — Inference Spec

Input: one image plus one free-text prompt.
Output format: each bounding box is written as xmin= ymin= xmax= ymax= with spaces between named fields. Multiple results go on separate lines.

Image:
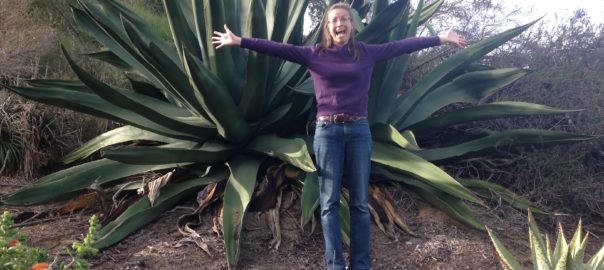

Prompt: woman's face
xmin=327 ymin=8 xmax=353 ymax=46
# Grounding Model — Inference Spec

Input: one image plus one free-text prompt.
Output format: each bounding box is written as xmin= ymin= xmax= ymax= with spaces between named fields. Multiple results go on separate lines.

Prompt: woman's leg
xmin=344 ymin=120 xmax=372 ymax=270
xmin=314 ymin=120 xmax=346 ymax=270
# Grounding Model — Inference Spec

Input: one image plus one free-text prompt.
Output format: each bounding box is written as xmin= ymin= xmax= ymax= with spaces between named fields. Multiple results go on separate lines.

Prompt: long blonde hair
xmin=320 ymin=3 xmax=360 ymax=61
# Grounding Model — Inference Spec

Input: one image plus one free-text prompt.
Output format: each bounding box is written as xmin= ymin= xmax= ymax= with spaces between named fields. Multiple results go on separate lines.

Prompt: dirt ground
xmin=2 ymin=178 xmax=601 ymax=270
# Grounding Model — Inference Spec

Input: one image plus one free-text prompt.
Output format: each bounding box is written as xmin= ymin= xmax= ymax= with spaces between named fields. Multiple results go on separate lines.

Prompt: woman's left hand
xmin=439 ymin=29 xmax=469 ymax=48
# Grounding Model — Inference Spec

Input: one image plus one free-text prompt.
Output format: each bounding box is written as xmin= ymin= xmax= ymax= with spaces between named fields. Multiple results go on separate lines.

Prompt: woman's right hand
xmin=212 ymin=24 xmax=241 ymax=49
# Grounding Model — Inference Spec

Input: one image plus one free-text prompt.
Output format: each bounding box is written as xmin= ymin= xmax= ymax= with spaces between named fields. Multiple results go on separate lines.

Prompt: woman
xmin=213 ymin=3 xmax=467 ymax=270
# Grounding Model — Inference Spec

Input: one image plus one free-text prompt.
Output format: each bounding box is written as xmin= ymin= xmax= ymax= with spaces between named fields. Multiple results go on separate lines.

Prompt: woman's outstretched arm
xmin=366 ymin=29 xmax=469 ymax=62
xmin=212 ymin=24 xmax=312 ymax=65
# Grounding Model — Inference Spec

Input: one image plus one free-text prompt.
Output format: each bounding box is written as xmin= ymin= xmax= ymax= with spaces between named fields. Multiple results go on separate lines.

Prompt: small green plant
xmin=60 ymin=215 xmax=100 ymax=270
xmin=0 ymin=211 xmax=49 ymax=270
xmin=487 ymin=209 xmax=604 ymax=270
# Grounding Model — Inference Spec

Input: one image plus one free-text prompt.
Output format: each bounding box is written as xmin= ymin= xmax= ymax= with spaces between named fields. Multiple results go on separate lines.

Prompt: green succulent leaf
xmin=408 ymin=102 xmax=581 ymax=136
xmin=460 ymin=179 xmax=548 ymax=214
xmin=223 ymin=155 xmax=263 ymax=269
xmin=584 ymin=245 xmax=604 ymax=270
xmin=246 ymin=134 xmax=316 ymax=173
xmin=198 ymin=0 xmax=243 ymax=100
xmin=568 ymin=220 xmax=588 ymax=270
xmin=300 ymin=172 xmax=319 ymax=226
xmin=551 ymin=224 xmax=569 ymax=270
xmin=102 ymin=140 xmax=238 ymax=165
xmin=486 ymin=227 xmax=524 ymax=270
xmin=94 ymin=166 xmax=228 ymax=248
xmin=371 ymin=141 xmax=481 ymax=204
xmin=391 ymin=18 xmax=541 ymax=127
xmin=339 ymin=194 xmax=351 ymax=247
xmin=2 ymin=83 xmax=204 ymax=141
xmin=1 ymin=159 xmax=190 ymax=205
xmin=417 ymin=129 xmax=596 ymax=163
xmin=400 ymin=68 xmax=528 ymax=128
xmin=62 ymin=125 xmax=178 ymax=164
xmin=357 ymin=0 xmax=410 ymax=43
xmin=182 ymin=48 xmax=251 ymax=143
xmin=240 ymin=0 xmax=269 ymax=122
xmin=371 ymin=123 xmax=421 ymax=151
xmin=87 ymin=50 xmax=133 ymax=71
xmin=62 ymin=46 xmax=216 ymax=140
xmin=528 ymin=210 xmax=552 ymax=270
xmin=372 ymin=166 xmax=484 ymax=230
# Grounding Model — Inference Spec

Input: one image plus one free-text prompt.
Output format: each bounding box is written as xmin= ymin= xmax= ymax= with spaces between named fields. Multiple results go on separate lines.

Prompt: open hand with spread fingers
xmin=212 ymin=24 xmax=241 ymax=49
xmin=439 ymin=28 xmax=469 ymax=48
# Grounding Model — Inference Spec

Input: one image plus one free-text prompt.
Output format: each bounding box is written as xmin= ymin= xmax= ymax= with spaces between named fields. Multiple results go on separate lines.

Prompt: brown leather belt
xmin=316 ymin=113 xmax=366 ymax=123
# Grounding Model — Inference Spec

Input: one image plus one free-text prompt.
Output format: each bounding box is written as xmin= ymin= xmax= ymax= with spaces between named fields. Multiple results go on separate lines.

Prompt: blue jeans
xmin=314 ymin=119 xmax=372 ymax=270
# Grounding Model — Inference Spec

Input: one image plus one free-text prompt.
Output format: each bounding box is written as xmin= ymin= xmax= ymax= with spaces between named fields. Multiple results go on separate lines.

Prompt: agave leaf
xmin=94 ymin=166 xmax=228 ymax=248
xmin=239 ymin=0 xmax=269 ymax=122
xmin=223 ymin=155 xmax=263 ymax=269
xmin=199 ymin=0 xmax=243 ymax=100
xmin=102 ymin=140 xmax=238 ymax=165
xmin=182 ymin=48 xmax=251 ymax=143
xmin=62 ymin=46 xmax=215 ymax=140
xmin=163 ymin=0 xmax=203 ymax=66
xmin=460 ymin=179 xmax=548 ymax=214
xmin=408 ymin=0 xmax=443 ymax=27
xmin=400 ymin=68 xmax=528 ymax=128
xmin=25 ymin=79 xmax=91 ymax=92
xmin=371 ymin=141 xmax=481 ymax=204
xmin=568 ymin=220 xmax=587 ymax=270
xmin=118 ymin=16 xmax=213 ymax=122
xmin=371 ymin=166 xmax=484 ymax=230
xmin=126 ymin=76 xmax=171 ymax=103
xmin=246 ymin=134 xmax=316 ymax=173
xmin=367 ymin=3 xmax=411 ymax=123
xmin=528 ymin=209 xmax=552 ymax=270
xmin=584 ymin=245 xmax=604 ymax=270
xmin=2 ymin=84 xmax=200 ymax=141
xmin=300 ymin=172 xmax=319 ymax=226
xmin=62 ymin=125 xmax=178 ymax=164
xmin=90 ymin=0 xmax=172 ymax=51
xmin=372 ymin=0 xmax=390 ymax=16
xmin=408 ymin=102 xmax=581 ymax=136
xmin=486 ymin=227 xmax=524 ymax=270
xmin=412 ymin=180 xmax=484 ymax=230
xmin=1 ymin=159 xmax=190 ymax=205
xmin=371 ymin=123 xmax=421 ymax=151
xmin=257 ymin=103 xmax=293 ymax=133
xmin=417 ymin=129 xmax=596 ymax=163
xmin=391 ymin=18 xmax=541 ymax=127
xmin=73 ymin=3 xmax=204 ymax=114
xmin=357 ymin=0 xmax=410 ymax=43
xmin=87 ymin=50 xmax=133 ymax=71
xmin=339 ymin=194 xmax=351 ymax=247
xmin=551 ymin=224 xmax=568 ymax=270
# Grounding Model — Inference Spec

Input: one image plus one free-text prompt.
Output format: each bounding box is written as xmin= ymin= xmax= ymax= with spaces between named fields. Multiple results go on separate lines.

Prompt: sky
xmin=503 ymin=0 xmax=604 ymax=25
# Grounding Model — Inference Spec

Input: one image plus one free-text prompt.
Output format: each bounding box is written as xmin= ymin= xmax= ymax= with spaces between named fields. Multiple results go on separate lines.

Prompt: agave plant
xmin=0 ymin=0 xmax=594 ymax=268
xmin=487 ymin=209 xmax=604 ymax=270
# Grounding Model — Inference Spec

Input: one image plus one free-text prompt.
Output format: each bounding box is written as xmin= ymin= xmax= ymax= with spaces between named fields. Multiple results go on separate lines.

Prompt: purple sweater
xmin=240 ymin=37 xmax=440 ymax=117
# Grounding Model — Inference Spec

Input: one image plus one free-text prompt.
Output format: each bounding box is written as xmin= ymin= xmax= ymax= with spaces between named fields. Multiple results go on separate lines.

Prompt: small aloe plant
xmin=487 ymin=209 xmax=604 ymax=270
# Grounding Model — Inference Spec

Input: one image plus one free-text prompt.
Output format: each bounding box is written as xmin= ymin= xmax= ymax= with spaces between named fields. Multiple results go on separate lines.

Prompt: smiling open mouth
xmin=335 ymin=30 xmax=347 ymax=37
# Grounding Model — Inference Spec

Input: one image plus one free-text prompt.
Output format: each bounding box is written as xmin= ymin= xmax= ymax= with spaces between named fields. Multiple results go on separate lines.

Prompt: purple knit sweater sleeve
xmin=364 ymin=36 xmax=441 ymax=62
xmin=240 ymin=37 xmax=313 ymax=65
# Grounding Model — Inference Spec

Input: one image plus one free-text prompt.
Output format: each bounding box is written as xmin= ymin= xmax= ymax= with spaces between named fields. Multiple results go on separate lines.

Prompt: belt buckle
xmin=333 ymin=113 xmax=346 ymax=123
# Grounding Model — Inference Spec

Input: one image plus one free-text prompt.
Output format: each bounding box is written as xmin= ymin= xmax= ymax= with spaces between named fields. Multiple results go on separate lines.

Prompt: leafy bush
xmin=0 ymin=211 xmax=49 ymax=270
